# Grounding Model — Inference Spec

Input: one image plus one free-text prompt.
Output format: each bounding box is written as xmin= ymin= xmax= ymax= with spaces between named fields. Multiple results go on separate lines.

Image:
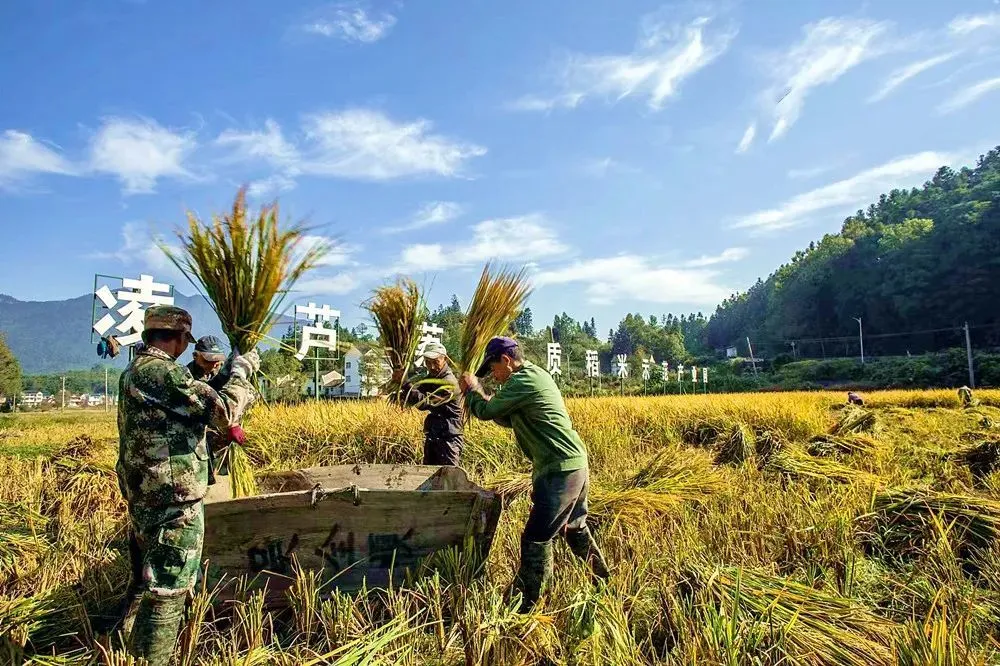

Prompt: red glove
xmin=227 ymin=425 xmax=247 ymax=445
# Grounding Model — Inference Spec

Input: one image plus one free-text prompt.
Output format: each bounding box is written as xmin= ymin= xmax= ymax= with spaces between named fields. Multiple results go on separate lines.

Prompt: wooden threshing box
xmin=202 ymin=464 xmax=502 ymax=604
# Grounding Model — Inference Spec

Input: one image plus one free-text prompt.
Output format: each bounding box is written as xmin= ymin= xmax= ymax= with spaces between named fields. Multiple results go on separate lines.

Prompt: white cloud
xmin=87 ymin=222 xmax=190 ymax=286
xmin=0 ymin=130 xmax=76 ymax=189
xmin=512 ymin=12 xmax=735 ymax=112
xmin=787 ymin=164 xmax=835 ymax=180
xmin=302 ymin=4 xmax=396 ymax=43
xmin=89 ymin=117 xmax=196 ymax=194
xmin=296 ymin=235 xmax=359 ymax=268
xmin=216 ymin=110 xmax=484 ymax=186
xmin=301 ymin=109 xmax=486 ymax=180
xmin=394 ymin=214 xmax=567 ymax=272
xmin=733 ymin=150 xmax=955 ymax=232
xmin=735 ymin=122 xmax=756 ymax=154
xmin=580 ymin=157 xmax=641 ymax=178
xmin=937 ymin=76 xmax=1000 ymax=114
xmin=948 ymin=12 xmax=1000 ymax=36
xmin=246 ymin=173 xmax=297 ymax=199
xmin=534 ymin=255 xmax=733 ymax=306
xmin=215 ymin=119 xmax=298 ymax=168
xmin=294 ymin=273 xmax=360 ymax=295
xmin=684 ymin=247 xmax=749 ymax=267
xmin=868 ymin=52 xmax=959 ymax=103
xmin=762 ymin=18 xmax=888 ymax=142
xmin=383 ymin=201 xmax=464 ymax=234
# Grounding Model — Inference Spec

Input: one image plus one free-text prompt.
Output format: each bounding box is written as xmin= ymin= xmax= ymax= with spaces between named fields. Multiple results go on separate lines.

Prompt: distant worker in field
xmin=959 ymin=386 xmax=977 ymax=408
xmin=459 ymin=336 xmax=610 ymax=613
xmin=393 ymin=340 xmax=465 ymax=466
xmin=847 ymin=391 xmax=865 ymax=406
xmin=116 ymin=305 xmax=258 ymax=666
xmin=187 ymin=335 xmax=227 ymax=387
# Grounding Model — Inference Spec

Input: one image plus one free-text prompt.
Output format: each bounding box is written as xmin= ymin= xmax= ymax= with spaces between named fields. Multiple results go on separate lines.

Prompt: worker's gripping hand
xmin=227 ymin=424 xmax=247 ymax=446
xmin=230 ymin=349 xmax=260 ymax=381
xmin=459 ymin=372 xmax=480 ymax=394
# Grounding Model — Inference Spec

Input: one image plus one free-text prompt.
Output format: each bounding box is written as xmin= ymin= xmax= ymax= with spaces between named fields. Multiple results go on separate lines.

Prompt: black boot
xmin=512 ymin=537 xmax=553 ymax=613
xmin=565 ymin=526 xmax=611 ymax=582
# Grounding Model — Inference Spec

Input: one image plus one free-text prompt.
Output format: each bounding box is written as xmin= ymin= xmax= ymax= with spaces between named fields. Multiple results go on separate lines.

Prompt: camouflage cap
xmin=142 ymin=305 xmax=196 ymax=343
xmin=194 ymin=335 xmax=226 ymax=360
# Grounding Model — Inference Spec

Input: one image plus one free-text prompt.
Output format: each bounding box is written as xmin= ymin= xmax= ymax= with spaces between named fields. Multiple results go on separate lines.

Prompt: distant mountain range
xmin=0 ymin=292 xmax=231 ymax=374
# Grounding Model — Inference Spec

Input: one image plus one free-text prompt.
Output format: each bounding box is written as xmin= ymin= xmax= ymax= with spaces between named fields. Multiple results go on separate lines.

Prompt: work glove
xmin=227 ymin=425 xmax=247 ymax=446
xmin=230 ymin=349 xmax=260 ymax=381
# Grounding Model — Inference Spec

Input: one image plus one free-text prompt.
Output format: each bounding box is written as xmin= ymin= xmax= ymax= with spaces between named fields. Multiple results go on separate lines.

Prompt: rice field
xmin=5 ymin=389 xmax=1000 ymax=664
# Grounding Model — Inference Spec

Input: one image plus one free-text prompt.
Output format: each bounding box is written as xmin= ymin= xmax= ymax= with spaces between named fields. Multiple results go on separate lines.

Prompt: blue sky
xmin=2 ymin=0 xmax=999 ymax=336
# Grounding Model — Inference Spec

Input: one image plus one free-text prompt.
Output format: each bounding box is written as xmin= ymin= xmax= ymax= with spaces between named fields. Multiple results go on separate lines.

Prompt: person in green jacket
xmin=459 ymin=336 xmax=610 ymax=612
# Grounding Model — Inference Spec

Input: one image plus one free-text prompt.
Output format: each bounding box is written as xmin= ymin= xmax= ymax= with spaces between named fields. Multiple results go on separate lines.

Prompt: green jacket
xmin=465 ymin=361 xmax=588 ymax=479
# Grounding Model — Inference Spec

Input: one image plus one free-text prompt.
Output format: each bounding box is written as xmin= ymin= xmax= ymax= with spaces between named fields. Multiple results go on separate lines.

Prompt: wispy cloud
xmin=580 ymin=157 xmax=640 ymax=178
xmin=302 ymin=109 xmax=486 ymax=180
xmin=511 ymin=11 xmax=735 ymax=113
xmin=733 ymin=151 xmax=955 ymax=232
xmin=216 ymin=110 xmax=486 ymax=186
xmin=89 ymin=117 xmax=197 ymax=194
xmin=294 ymin=273 xmax=360 ymax=296
xmin=761 ymin=18 xmax=889 ymax=142
xmin=86 ymin=222 xmax=188 ymax=285
xmin=948 ymin=12 xmax=1000 ymax=36
xmin=787 ymin=164 xmax=836 ymax=180
xmin=0 ymin=130 xmax=76 ymax=190
xmin=394 ymin=214 xmax=567 ymax=272
xmin=684 ymin=247 xmax=749 ymax=267
xmin=246 ymin=173 xmax=297 ymax=199
xmin=735 ymin=122 xmax=756 ymax=154
xmin=301 ymin=3 xmax=396 ymax=43
xmin=534 ymin=255 xmax=733 ymax=306
xmin=868 ymin=52 xmax=959 ymax=103
xmin=383 ymin=201 xmax=464 ymax=234
xmin=937 ymin=76 xmax=1000 ymax=114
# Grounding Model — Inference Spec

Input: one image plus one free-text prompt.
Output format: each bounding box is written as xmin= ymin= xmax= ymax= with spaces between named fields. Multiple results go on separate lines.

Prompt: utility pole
xmin=964 ymin=322 xmax=976 ymax=388
xmin=61 ymin=376 xmax=66 ymax=410
xmin=746 ymin=337 xmax=759 ymax=381
xmin=853 ymin=317 xmax=864 ymax=364
xmin=789 ymin=341 xmax=797 ymax=359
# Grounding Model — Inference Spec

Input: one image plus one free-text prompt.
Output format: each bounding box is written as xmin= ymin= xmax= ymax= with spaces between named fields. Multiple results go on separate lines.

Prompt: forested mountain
xmin=707 ymin=147 xmax=1000 ymax=358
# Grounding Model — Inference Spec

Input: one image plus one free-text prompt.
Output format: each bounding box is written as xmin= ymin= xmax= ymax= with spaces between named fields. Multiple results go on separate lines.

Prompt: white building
xmin=20 ymin=391 xmax=44 ymax=407
xmin=305 ymin=369 xmax=345 ymax=398
xmin=342 ymin=346 xmax=363 ymax=396
xmin=340 ymin=346 xmax=391 ymax=397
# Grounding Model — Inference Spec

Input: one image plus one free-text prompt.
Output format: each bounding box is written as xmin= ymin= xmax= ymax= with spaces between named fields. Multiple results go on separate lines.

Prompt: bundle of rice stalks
xmin=753 ymin=429 xmax=786 ymax=463
xmin=714 ymin=423 xmax=756 ymax=466
xmin=487 ymin=472 xmax=533 ymax=503
xmin=830 ymin=407 xmax=877 ymax=436
xmin=766 ymin=449 xmax=871 ymax=484
xmin=951 ymin=436 xmax=1000 ymax=479
xmin=627 ymin=448 xmax=723 ymax=497
xmin=364 ymin=278 xmax=424 ymax=398
xmin=678 ymin=417 xmax=727 ymax=447
xmin=859 ymin=489 xmax=1000 ymax=565
xmin=458 ymin=263 xmax=531 ymax=376
xmin=165 ymin=186 xmax=328 ymax=498
xmin=686 ymin=565 xmax=896 ymax=665
xmin=808 ymin=433 xmax=878 ymax=458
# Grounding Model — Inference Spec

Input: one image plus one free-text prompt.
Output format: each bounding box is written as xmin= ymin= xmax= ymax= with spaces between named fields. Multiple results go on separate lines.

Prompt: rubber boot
xmin=565 ymin=526 xmax=611 ymax=582
xmin=513 ymin=537 xmax=553 ymax=613
xmin=128 ymin=591 xmax=187 ymax=666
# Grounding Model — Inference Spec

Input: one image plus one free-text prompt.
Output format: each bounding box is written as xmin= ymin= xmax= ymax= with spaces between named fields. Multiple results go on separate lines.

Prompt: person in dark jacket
xmin=393 ymin=340 xmax=464 ymax=466
xmin=187 ymin=336 xmax=227 ymax=388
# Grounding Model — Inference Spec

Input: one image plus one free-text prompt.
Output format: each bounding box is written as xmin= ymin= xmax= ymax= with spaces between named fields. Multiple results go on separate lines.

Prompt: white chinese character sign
xmin=661 ymin=360 xmax=670 ymax=381
xmin=702 ymin=367 xmax=708 ymax=385
xmin=691 ymin=366 xmax=698 ymax=384
xmin=615 ymin=354 xmax=629 ymax=378
xmin=93 ymin=274 xmax=175 ymax=347
xmin=585 ymin=350 xmax=600 ymax=378
xmin=641 ymin=357 xmax=651 ymax=382
xmin=294 ymin=302 xmax=340 ymax=361
xmin=414 ymin=322 xmax=444 ymax=368
xmin=677 ymin=363 xmax=684 ymax=381
xmin=547 ymin=342 xmax=562 ymax=376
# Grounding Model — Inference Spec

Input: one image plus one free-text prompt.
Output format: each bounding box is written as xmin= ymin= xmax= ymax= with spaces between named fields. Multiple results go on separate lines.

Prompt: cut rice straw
xmin=459 ymin=263 xmax=532 ymax=377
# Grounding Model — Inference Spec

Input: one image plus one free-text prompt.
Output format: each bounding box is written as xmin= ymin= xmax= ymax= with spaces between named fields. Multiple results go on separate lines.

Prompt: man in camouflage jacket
xmin=116 ymin=305 xmax=258 ymax=665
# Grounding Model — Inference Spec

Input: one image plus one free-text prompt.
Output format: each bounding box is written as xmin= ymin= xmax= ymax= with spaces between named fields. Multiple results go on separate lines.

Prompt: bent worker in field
xmin=116 ymin=305 xmax=259 ymax=665
xmin=186 ymin=335 xmax=230 ymax=478
xmin=393 ymin=340 xmax=465 ymax=466
xmin=459 ymin=336 xmax=610 ymax=612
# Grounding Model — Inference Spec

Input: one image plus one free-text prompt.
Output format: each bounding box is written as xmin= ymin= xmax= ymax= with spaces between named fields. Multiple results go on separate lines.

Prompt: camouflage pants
xmin=128 ymin=501 xmax=204 ymax=665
